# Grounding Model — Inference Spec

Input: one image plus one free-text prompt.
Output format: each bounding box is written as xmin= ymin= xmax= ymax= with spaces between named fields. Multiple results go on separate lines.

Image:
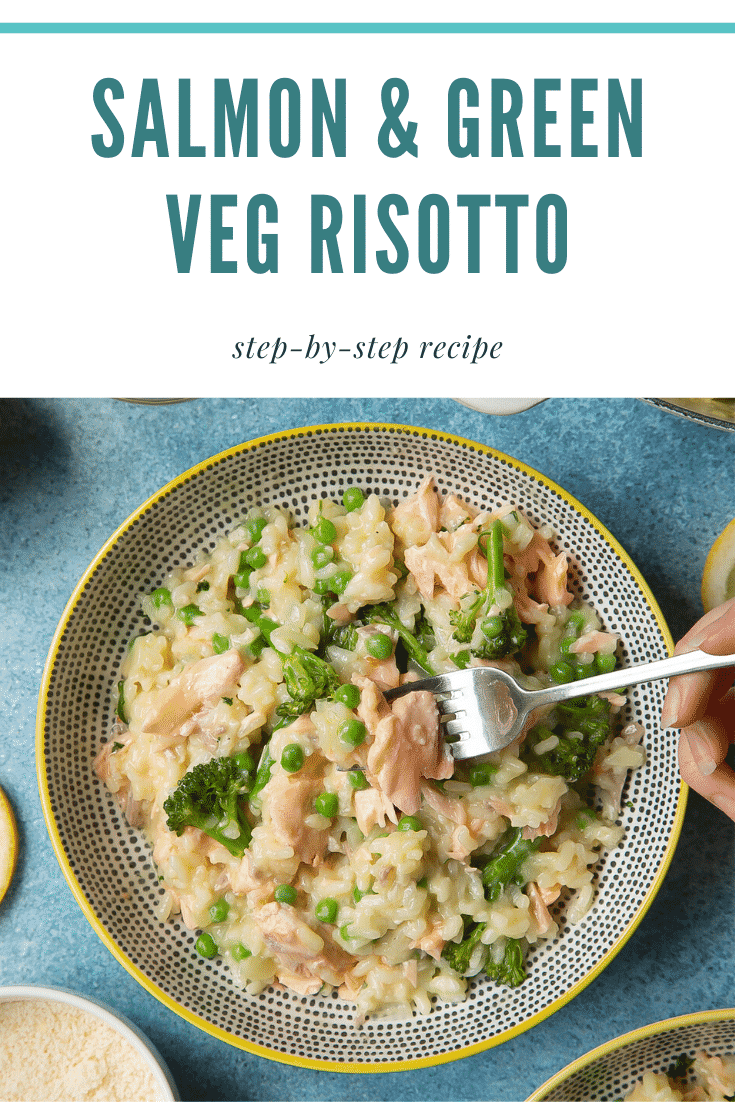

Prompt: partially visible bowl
xmin=642 ymin=398 xmax=735 ymax=433
xmin=527 ymin=1009 xmax=735 ymax=1101
xmin=0 ymin=985 xmax=179 ymax=1100
xmin=453 ymin=398 xmax=547 ymax=415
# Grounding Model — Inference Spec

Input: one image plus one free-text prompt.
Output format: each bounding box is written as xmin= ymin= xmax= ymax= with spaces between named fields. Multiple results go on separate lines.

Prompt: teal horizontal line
xmin=0 ymin=21 xmax=734 ymax=33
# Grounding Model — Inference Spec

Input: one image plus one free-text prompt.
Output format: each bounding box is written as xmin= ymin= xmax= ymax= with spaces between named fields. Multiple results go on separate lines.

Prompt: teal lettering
xmin=214 ymin=79 xmax=258 ymax=157
xmin=211 ymin=195 xmax=237 ymax=273
xmin=376 ymin=194 xmax=409 ymax=273
xmin=91 ymin=78 xmax=124 ymax=158
xmin=178 ymin=79 xmax=205 ymax=157
xmin=491 ymin=79 xmax=523 ymax=157
xmin=608 ymin=78 xmax=642 ymax=157
xmin=571 ymin=79 xmax=598 ymax=157
xmin=448 ymin=78 xmax=479 ymax=158
xmin=418 ymin=195 xmax=450 ymax=274
xmin=132 ymin=79 xmax=169 ymax=157
xmin=270 ymin=78 xmax=300 ymax=158
xmin=354 ymin=194 xmax=366 ymax=274
xmin=536 ymin=194 xmax=567 ymax=274
xmin=312 ymin=79 xmax=346 ymax=157
xmin=311 ymin=195 xmax=343 ymax=273
xmin=247 ymin=194 xmax=278 ymax=274
xmin=533 ymin=79 xmax=561 ymax=158
xmin=457 ymin=195 xmax=490 ymax=273
xmin=494 ymin=194 xmax=529 ymax=273
xmin=166 ymin=194 xmax=201 ymax=273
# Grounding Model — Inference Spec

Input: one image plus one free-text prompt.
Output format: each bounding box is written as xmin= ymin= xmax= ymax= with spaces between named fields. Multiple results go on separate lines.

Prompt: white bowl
xmin=453 ymin=398 xmax=547 ymax=415
xmin=527 ymin=1008 xmax=735 ymax=1101
xmin=37 ymin=423 xmax=683 ymax=1070
xmin=0 ymin=985 xmax=179 ymax=1100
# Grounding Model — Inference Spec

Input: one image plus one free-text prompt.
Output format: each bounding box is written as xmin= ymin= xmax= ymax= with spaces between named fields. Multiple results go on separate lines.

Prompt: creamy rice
xmin=95 ymin=477 xmax=645 ymax=1017
xmin=624 ymin=1051 xmax=735 ymax=1101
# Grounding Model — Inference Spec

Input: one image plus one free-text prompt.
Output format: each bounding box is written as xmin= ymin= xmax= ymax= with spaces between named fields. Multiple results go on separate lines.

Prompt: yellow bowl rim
xmin=525 ymin=1007 xmax=735 ymax=1101
xmin=36 ymin=421 xmax=684 ymax=1073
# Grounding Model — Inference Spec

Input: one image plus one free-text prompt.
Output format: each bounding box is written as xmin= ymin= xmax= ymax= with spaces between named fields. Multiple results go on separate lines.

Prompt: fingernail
xmin=660 ymin=682 xmax=681 ymax=728
xmin=710 ymin=791 xmax=735 ymax=820
xmin=682 ymin=733 xmax=718 ymax=775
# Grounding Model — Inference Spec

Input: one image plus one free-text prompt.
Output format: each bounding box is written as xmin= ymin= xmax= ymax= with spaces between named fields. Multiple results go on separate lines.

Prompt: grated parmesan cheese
xmin=0 ymin=998 xmax=165 ymax=1102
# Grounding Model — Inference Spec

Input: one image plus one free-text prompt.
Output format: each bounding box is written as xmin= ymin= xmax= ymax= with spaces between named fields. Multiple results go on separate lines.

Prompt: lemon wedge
xmin=0 ymin=784 xmax=18 ymax=904
xmin=702 ymin=517 xmax=735 ymax=613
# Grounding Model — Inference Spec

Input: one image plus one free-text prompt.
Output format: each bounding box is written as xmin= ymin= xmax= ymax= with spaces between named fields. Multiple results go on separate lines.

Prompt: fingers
xmin=661 ymin=599 xmax=735 ymax=729
xmin=678 ymin=716 xmax=735 ymax=822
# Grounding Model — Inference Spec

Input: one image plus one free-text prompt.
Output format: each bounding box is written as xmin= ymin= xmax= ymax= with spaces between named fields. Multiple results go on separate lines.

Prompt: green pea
xmin=195 ymin=933 xmax=218 ymax=959
xmin=339 ymin=924 xmax=353 ymax=941
xmin=313 ymin=517 xmax=337 ymax=545
xmin=244 ymin=546 xmax=267 ymax=570
xmin=397 ymin=815 xmax=422 ymax=832
xmin=347 ymin=768 xmax=369 ymax=791
xmin=314 ymin=792 xmax=339 ymax=818
xmin=330 ymin=570 xmax=352 ymax=595
xmin=150 ymin=587 xmax=173 ymax=610
xmin=212 ymin=633 xmax=230 ymax=654
xmin=256 ymin=588 xmax=270 ymax=606
xmin=178 ymin=604 xmax=203 ymax=626
xmin=232 ymin=943 xmax=251 ymax=961
xmin=365 ymin=633 xmax=393 ymax=660
xmin=339 ymin=720 xmax=366 ymax=748
xmin=209 ymin=898 xmax=229 ymax=923
xmin=281 ymin=744 xmax=305 ymax=773
xmin=234 ymin=750 xmax=255 ymax=774
xmin=342 ymin=487 xmax=365 ymax=513
xmin=549 ymin=660 xmax=575 ymax=684
xmin=574 ymin=662 xmax=591 ymax=680
xmin=233 ymin=569 xmax=252 ymax=590
xmin=315 ymin=898 xmax=338 ymax=924
xmin=469 ymin=764 xmax=496 ymax=787
xmin=312 ymin=578 xmax=332 ymax=596
xmin=311 ymin=544 xmax=335 ymax=569
xmin=594 ymin=653 xmax=617 ymax=675
xmin=333 ymin=683 xmax=361 ymax=709
xmin=481 ymin=616 xmax=504 ymax=640
xmin=274 ymin=884 xmax=297 ymax=905
xmin=246 ymin=516 xmax=268 ymax=543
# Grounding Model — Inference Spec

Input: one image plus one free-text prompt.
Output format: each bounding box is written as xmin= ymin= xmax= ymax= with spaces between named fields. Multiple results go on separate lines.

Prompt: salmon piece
xmin=439 ymin=493 xmax=476 ymax=532
xmin=404 ymin=538 xmax=472 ymax=602
xmin=508 ymin=578 xmax=551 ymax=625
xmin=535 ymin=551 xmax=572 ymax=609
xmin=410 ymin=918 xmax=446 ymax=961
xmin=391 ymin=477 xmax=440 ymax=547
xmin=526 ymin=881 xmax=557 ymax=935
xmin=353 ymin=787 xmax=399 ymax=835
xmin=568 ymin=630 xmax=619 ymax=656
xmin=139 ymin=651 xmax=245 ymax=736
xmin=254 ymin=902 xmax=352 ymax=991
xmin=264 ymin=751 xmax=329 ymax=867
xmin=365 ymin=687 xmax=453 ymax=815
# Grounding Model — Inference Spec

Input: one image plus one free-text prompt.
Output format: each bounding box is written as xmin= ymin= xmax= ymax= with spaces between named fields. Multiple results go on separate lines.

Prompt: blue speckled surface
xmin=1 ymin=397 xmax=733 ymax=1102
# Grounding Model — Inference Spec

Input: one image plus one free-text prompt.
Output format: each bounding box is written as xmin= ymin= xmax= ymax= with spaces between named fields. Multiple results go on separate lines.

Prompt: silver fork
xmin=383 ymin=650 xmax=735 ymax=760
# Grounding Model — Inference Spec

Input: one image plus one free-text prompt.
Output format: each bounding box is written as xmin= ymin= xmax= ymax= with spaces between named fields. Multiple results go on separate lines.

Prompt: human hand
xmin=660 ymin=598 xmax=735 ymax=821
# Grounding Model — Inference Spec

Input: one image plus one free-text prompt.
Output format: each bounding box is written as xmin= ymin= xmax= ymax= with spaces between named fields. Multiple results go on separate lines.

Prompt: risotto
xmin=94 ymin=477 xmax=645 ymax=1017
xmin=623 ymin=1051 xmax=735 ymax=1101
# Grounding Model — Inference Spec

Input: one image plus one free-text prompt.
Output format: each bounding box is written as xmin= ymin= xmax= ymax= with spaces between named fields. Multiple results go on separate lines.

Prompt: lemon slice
xmin=0 ymin=784 xmax=18 ymax=904
xmin=702 ymin=517 xmax=735 ymax=612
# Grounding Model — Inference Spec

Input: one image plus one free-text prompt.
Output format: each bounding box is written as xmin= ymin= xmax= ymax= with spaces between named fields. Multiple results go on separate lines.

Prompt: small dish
xmin=0 ymin=984 xmax=179 ymax=1100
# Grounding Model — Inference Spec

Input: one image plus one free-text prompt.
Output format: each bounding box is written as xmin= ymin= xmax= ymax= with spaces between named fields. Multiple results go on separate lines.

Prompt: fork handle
xmin=527 ymin=649 xmax=735 ymax=711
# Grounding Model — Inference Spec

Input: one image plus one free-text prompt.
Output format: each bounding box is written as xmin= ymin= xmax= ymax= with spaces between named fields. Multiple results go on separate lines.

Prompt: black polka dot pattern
xmin=39 ymin=424 xmax=683 ymax=1067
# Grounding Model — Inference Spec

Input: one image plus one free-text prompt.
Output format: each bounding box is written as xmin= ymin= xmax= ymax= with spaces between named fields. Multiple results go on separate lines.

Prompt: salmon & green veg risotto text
xmin=95 ymin=478 xmax=645 ymax=1017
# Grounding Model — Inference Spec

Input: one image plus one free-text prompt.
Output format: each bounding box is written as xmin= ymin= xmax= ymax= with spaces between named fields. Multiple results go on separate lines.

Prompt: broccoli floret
xmin=521 ymin=695 xmax=611 ymax=782
xmin=479 ymin=827 xmax=541 ymax=902
xmin=360 ymin=602 xmax=436 ymax=675
xmin=450 ymin=520 xmax=527 ymax=661
xmin=275 ymin=647 xmax=341 ymax=722
xmin=442 ymin=919 xmax=487 ymax=975
xmin=484 ymin=939 xmax=527 ymax=987
xmin=163 ymin=753 xmax=254 ymax=857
